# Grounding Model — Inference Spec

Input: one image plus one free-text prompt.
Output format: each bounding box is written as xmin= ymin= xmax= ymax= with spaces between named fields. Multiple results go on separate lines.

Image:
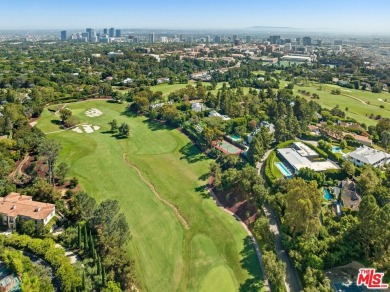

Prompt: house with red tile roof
xmin=0 ymin=193 xmax=55 ymax=229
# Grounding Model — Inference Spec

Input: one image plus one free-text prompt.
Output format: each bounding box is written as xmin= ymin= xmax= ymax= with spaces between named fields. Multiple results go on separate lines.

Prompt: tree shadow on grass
xmin=195 ymin=184 xmax=208 ymax=193
xmin=239 ymin=236 xmax=264 ymax=292
xmin=142 ymin=119 xmax=173 ymax=131
xmin=179 ymin=142 xmax=208 ymax=164
xmin=50 ymin=119 xmax=61 ymax=125
xmin=100 ymin=131 xmax=127 ymax=140
xmin=198 ymin=173 xmax=209 ymax=181
xmin=100 ymin=130 xmax=114 ymax=135
xmin=120 ymin=110 xmax=138 ymax=118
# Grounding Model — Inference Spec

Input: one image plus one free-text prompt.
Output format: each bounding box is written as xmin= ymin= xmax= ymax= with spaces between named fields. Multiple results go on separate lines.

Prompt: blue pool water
xmin=275 ymin=162 xmax=293 ymax=178
xmin=332 ymin=146 xmax=342 ymax=153
xmin=230 ymin=134 xmax=242 ymax=141
xmin=323 ymin=188 xmax=334 ymax=201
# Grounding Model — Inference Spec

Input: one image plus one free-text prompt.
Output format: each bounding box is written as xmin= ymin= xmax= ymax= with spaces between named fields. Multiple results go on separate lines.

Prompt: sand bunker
xmin=82 ymin=125 xmax=94 ymax=133
xmin=378 ymin=98 xmax=384 ymax=102
xmin=72 ymin=124 xmax=100 ymax=134
xmin=85 ymin=108 xmax=103 ymax=117
xmin=72 ymin=127 xmax=83 ymax=133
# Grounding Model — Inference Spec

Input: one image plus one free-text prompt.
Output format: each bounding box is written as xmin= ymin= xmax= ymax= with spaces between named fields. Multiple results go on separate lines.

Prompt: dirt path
xmin=122 ymin=153 xmax=190 ymax=230
xmin=208 ymin=188 xmax=271 ymax=292
xmin=9 ymin=154 xmax=30 ymax=181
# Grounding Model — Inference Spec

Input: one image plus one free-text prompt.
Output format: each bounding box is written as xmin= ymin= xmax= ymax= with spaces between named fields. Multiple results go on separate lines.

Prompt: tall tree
xmin=262 ymin=251 xmax=286 ymax=292
xmin=108 ymin=119 xmax=118 ymax=132
xmin=119 ymin=122 xmax=130 ymax=138
xmin=59 ymin=108 xmax=72 ymax=123
xmin=247 ymin=135 xmax=265 ymax=165
xmin=38 ymin=139 xmax=61 ymax=185
xmin=284 ymin=178 xmax=322 ymax=237
xmin=83 ymin=224 xmax=88 ymax=251
xmin=357 ymin=165 xmax=380 ymax=195
xmin=342 ymin=160 xmax=356 ymax=177
xmin=78 ymin=223 xmax=81 ymax=249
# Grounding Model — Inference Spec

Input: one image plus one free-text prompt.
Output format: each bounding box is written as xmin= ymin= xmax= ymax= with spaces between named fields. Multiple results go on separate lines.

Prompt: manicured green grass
xmin=150 ymin=82 xmax=196 ymax=97
xmin=36 ymin=100 xmax=262 ymax=292
xmin=270 ymin=153 xmax=283 ymax=178
xmin=294 ymin=83 xmax=390 ymax=126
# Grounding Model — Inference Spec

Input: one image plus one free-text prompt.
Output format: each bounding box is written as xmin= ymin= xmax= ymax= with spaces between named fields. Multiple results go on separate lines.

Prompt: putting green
xmin=37 ymin=100 xmax=261 ymax=292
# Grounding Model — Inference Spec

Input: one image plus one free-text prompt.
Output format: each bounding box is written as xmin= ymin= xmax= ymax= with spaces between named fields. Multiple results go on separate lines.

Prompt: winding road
xmin=260 ymin=150 xmax=303 ymax=292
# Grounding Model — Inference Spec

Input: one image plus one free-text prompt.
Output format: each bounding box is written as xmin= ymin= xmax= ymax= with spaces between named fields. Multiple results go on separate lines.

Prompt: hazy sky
xmin=1 ymin=0 xmax=390 ymax=33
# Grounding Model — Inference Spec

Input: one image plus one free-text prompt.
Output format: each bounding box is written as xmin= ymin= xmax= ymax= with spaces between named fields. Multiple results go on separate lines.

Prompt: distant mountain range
xmin=249 ymin=26 xmax=299 ymax=30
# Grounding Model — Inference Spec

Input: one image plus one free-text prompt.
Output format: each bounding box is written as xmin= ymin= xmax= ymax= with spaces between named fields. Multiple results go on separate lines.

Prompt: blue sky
xmin=1 ymin=0 xmax=390 ymax=33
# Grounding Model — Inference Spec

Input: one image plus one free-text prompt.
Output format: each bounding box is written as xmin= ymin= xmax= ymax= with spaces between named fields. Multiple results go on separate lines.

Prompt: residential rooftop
xmin=345 ymin=146 xmax=390 ymax=165
xmin=0 ymin=193 xmax=55 ymax=220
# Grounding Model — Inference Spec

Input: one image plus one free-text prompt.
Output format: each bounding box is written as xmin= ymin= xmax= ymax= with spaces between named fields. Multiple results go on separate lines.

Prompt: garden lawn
xmin=36 ymin=100 xmax=262 ymax=292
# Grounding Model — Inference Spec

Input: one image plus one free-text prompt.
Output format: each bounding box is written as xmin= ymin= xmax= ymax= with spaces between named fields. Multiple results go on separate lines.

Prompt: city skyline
xmin=1 ymin=0 xmax=390 ymax=34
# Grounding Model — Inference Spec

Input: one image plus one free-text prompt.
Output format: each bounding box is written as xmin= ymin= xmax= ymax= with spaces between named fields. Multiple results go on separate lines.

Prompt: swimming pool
xmin=323 ymin=188 xmax=334 ymax=201
xmin=275 ymin=162 xmax=293 ymax=178
xmin=332 ymin=146 xmax=342 ymax=153
xmin=229 ymin=134 xmax=242 ymax=142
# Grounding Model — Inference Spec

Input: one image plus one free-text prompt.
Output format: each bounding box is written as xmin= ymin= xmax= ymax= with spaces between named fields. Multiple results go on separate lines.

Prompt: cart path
xmin=122 ymin=153 xmax=190 ymax=230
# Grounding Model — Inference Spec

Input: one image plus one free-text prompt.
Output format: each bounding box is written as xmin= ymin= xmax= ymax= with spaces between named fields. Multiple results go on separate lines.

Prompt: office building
xmin=303 ymin=36 xmax=312 ymax=46
xmin=60 ymin=30 xmax=67 ymax=41
xmin=233 ymin=35 xmax=238 ymax=41
xmin=206 ymin=35 xmax=211 ymax=43
xmin=103 ymin=28 xmax=108 ymax=35
xmin=109 ymin=28 xmax=115 ymax=37
xmin=149 ymin=33 xmax=155 ymax=43
xmin=246 ymin=36 xmax=251 ymax=43
xmin=161 ymin=36 xmax=168 ymax=43
xmin=269 ymin=35 xmax=280 ymax=44
xmin=334 ymin=40 xmax=343 ymax=46
xmin=86 ymin=28 xmax=94 ymax=40
xmin=296 ymin=37 xmax=301 ymax=45
xmin=214 ymin=35 xmax=221 ymax=43
xmin=317 ymin=39 xmax=322 ymax=46
xmin=186 ymin=36 xmax=193 ymax=43
xmin=115 ymin=29 xmax=122 ymax=37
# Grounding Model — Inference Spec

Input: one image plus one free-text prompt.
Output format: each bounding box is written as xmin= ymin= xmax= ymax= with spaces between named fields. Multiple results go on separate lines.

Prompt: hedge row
xmin=324 ymin=169 xmax=344 ymax=181
xmin=300 ymin=132 xmax=323 ymax=141
xmin=265 ymin=151 xmax=278 ymax=186
xmin=3 ymin=234 xmax=81 ymax=292
xmin=275 ymin=140 xmax=296 ymax=149
xmin=301 ymin=142 xmax=329 ymax=159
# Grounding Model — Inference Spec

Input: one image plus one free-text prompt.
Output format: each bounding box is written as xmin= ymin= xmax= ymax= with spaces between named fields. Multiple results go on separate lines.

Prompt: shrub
xmin=3 ymin=234 xmax=81 ymax=291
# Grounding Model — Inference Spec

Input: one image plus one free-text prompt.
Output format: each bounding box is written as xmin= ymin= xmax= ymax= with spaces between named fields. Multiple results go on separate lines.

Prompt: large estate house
xmin=0 ymin=193 xmax=55 ymax=229
xmin=277 ymin=142 xmax=339 ymax=173
xmin=344 ymin=146 xmax=390 ymax=168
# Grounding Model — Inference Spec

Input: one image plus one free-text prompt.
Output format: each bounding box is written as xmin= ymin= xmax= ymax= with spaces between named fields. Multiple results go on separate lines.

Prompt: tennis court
xmin=213 ymin=140 xmax=243 ymax=155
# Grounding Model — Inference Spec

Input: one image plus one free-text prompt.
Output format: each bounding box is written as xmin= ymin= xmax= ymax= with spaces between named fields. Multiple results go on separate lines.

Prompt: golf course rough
xmin=37 ymin=100 xmax=262 ymax=292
